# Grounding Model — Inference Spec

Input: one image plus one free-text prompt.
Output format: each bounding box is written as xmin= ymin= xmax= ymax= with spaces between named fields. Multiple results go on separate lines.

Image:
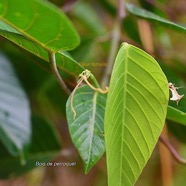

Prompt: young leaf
xmin=0 ymin=53 xmax=31 ymax=159
xmin=66 ymin=85 xmax=106 ymax=173
xmin=126 ymin=3 xmax=186 ymax=33
xmin=0 ymin=0 xmax=80 ymax=52
xmin=105 ymin=43 xmax=169 ymax=186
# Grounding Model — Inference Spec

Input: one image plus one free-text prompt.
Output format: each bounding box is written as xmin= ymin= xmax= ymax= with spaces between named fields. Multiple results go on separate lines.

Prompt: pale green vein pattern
xmin=105 ymin=43 xmax=169 ymax=186
xmin=0 ymin=0 xmax=80 ymax=52
xmin=66 ymin=86 xmax=106 ymax=173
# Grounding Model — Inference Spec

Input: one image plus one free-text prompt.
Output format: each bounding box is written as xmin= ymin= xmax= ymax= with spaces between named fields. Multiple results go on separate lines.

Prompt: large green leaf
xmin=0 ymin=114 xmax=61 ymax=178
xmin=0 ymin=0 xmax=80 ymax=52
xmin=126 ymin=3 xmax=186 ymax=33
xmin=105 ymin=43 xmax=169 ymax=186
xmin=0 ymin=21 xmax=84 ymax=77
xmin=0 ymin=53 xmax=31 ymax=159
xmin=167 ymin=106 xmax=186 ymax=126
xmin=66 ymin=85 xmax=106 ymax=173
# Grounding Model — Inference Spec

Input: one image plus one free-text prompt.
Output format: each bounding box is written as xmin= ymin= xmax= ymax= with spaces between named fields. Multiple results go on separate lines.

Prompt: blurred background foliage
xmin=0 ymin=0 xmax=186 ymax=185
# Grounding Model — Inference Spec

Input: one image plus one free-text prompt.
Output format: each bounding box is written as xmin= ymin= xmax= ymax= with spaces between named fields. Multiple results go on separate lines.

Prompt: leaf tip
xmin=121 ymin=42 xmax=129 ymax=47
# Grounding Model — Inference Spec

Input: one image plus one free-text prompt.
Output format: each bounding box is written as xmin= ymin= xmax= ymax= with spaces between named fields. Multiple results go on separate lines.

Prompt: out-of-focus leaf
xmin=0 ymin=53 xmax=31 ymax=159
xmin=99 ymin=0 xmax=116 ymax=16
xmin=38 ymin=77 xmax=68 ymax=116
xmin=167 ymin=120 xmax=186 ymax=143
xmin=66 ymin=85 xmax=106 ymax=173
xmin=105 ymin=43 xmax=169 ymax=186
xmin=70 ymin=37 xmax=94 ymax=62
xmin=0 ymin=114 xmax=61 ymax=179
xmin=0 ymin=21 xmax=84 ymax=77
xmin=123 ymin=16 xmax=141 ymax=43
xmin=72 ymin=1 xmax=106 ymax=36
xmin=0 ymin=0 xmax=80 ymax=52
xmin=167 ymin=106 xmax=186 ymax=126
xmin=126 ymin=3 xmax=186 ymax=33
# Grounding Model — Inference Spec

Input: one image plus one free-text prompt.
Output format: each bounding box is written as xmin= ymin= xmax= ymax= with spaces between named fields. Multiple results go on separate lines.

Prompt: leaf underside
xmin=105 ymin=43 xmax=169 ymax=186
xmin=66 ymin=85 xmax=106 ymax=173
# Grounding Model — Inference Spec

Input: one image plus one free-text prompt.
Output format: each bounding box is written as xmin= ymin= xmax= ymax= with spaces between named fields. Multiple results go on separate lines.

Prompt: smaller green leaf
xmin=0 ymin=53 xmax=31 ymax=159
xmin=66 ymin=85 xmax=106 ymax=173
xmin=167 ymin=106 xmax=186 ymax=126
xmin=126 ymin=3 xmax=186 ymax=33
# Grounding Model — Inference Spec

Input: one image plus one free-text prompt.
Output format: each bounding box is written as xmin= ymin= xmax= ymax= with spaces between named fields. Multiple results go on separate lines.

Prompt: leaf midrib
xmin=85 ymin=91 xmax=98 ymax=173
xmin=0 ymin=18 xmax=50 ymax=52
xmin=119 ymin=44 xmax=129 ymax=185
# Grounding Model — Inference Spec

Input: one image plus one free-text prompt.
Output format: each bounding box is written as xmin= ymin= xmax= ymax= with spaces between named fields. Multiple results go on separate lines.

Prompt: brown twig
xmin=159 ymin=134 xmax=186 ymax=164
xmin=48 ymin=52 xmax=71 ymax=95
xmin=118 ymin=0 xmax=125 ymax=19
xmin=62 ymin=0 xmax=77 ymax=12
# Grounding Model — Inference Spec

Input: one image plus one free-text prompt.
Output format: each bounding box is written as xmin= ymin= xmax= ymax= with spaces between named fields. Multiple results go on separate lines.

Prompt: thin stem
xmin=62 ymin=0 xmax=77 ymax=12
xmin=83 ymin=78 xmax=108 ymax=94
xmin=159 ymin=134 xmax=186 ymax=164
xmin=48 ymin=52 xmax=71 ymax=95
xmin=101 ymin=22 xmax=120 ymax=87
xmin=118 ymin=0 xmax=126 ymax=19
xmin=101 ymin=0 xmax=125 ymax=87
xmin=70 ymin=78 xmax=84 ymax=119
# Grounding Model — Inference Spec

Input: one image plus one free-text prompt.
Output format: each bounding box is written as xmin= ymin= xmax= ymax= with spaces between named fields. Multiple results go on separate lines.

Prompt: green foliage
xmin=0 ymin=0 xmax=186 ymax=185
xmin=168 ymin=121 xmax=186 ymax=143
xmin=105 ymin=43 xmax=169 ymax=186
xmin=0 ymin=2 xmax=84 ymax=77
xmin=0 ymin=114 xmax=60 ymax=178
xmin=126 ymin=3 xmax=186 ymax=33
xmin=167 ymin=106 xmax=186 ymax=126
xmin=66 ymin=85 xmax=106 ymax=173
xmin=0 ymin=0 xmax=79 ymax=52
xmin=0 ymin=53 xmax=31 ymax=160
xmin=72 ymin=1 xmax=106 ymax=36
